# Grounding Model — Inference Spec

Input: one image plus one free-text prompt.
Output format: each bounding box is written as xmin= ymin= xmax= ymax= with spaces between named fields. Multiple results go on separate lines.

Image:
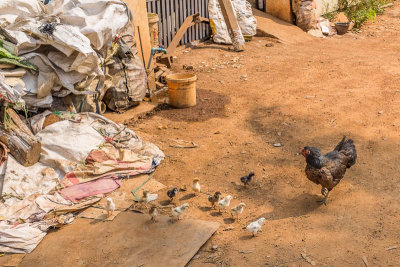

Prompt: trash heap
xmin=0 ymin=0 xmax=147 ymax=113
xmin=0 ymin=0 xmax=165 ymax=254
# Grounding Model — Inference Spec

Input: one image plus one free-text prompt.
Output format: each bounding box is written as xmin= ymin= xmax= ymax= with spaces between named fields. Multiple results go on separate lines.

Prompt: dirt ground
xmin=134 ymin=4 xmax=400 ymax=266
xmin=4 ymin=2 xmax=400 ymax=267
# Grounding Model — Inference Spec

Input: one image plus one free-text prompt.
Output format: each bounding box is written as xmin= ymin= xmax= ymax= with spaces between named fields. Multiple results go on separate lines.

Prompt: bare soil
xmin=134 ymin=4 xmax=400 ymax=266
xmin=6 ymin=2 xmax=400 ymax=266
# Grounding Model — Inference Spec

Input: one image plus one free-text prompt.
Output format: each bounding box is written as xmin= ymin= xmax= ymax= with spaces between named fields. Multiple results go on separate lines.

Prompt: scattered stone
xmin=182 ymin=64 xmax=194 ymax=70
xmin=214 ymin=131 xmax=222 ymax=134
xmin=378 ymin=110 xmax=384 ymax=115
xmin=305 ymin=95 xmax=316 ymax=99
xmin=386 ymin=245 xmax=398 ymax=251
xmin=273 ymin=143 xmax=282 ymax=147
xmin=211 ymin=245 xmax=218 ymax=251
xmin=239 ymin=250 xmax=253 ymax=254
xmin=157 ymin=125 xmax=168 ymax=130
xmin=265 ymin=43 xmax=274 ymax=47
xmin=223 ymin=226 xmax=235 ymax=231
xmin=193 ymin=254 xmax=200 ymax=260
xmin=240 ymin=74 xmax=248 ymax=81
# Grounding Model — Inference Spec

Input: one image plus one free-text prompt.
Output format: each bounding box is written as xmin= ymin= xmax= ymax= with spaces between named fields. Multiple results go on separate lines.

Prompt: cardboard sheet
xmin=20 ymin=213 xmax=220 ymax=267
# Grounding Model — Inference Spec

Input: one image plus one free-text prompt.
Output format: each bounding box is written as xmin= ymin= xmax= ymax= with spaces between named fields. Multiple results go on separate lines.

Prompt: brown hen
xmin=301 ymin=136 xmax=357 ymax=205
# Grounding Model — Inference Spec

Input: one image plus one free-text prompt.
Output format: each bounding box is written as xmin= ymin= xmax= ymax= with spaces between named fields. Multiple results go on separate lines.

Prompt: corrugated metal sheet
xmin=146 ymin=0 xmax=211 ymax=48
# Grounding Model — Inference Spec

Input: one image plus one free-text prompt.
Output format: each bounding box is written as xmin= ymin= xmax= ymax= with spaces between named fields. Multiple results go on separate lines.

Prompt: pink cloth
xmin=59 ymin=177 xmax=121 ymax=202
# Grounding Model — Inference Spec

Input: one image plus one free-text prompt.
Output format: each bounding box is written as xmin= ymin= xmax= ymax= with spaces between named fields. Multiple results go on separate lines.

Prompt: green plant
xmin=337 ymin=0 xmax=387 ymax=29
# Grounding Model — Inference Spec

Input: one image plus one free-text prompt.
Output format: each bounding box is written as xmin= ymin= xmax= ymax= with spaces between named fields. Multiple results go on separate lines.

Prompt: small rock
xmin=265 ymin=43 xmax=274 ymax=47
xmin=214 ymin=131 xmax=222 ymax=134
xmin=273 ymin=143 xmax=282 ymax=147
xmin=182 ymin=64 xmax=194 ymax=70
xmin=305 ymin=95 xmax=316 ymax=99
xmin=211 ymin=245 xmax=218 ymax=251
xmin=193 ymin=254 xmax=200 ymax=260
xmin=223 ymin=226 xmax=235 ymax=231
xmin=378 ymin=110 xmax=384 ymax=115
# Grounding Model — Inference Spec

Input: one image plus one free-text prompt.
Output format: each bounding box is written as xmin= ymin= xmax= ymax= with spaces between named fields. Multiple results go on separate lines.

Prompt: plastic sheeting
xmin=0 ymin=221 xmax=49 ymax=254
xmin=0 ymin=0 xmax=133 ymax=108
xmin=0 ymin=112 xmax=164 ymax=254
xmin=208 ymin=0 xmax=257 ymax=44
xmin=1 ymin=112 xmax=164 ymax=206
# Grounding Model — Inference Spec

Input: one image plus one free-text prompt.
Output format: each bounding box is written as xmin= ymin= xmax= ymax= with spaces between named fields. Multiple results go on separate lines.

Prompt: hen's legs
xmin=318 ymin=187 xmax=330 ymax=206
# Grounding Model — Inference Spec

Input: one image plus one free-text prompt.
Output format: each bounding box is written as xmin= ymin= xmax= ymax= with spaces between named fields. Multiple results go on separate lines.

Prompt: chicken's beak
xmin=300 ymin=148 xmax=306 ymax=157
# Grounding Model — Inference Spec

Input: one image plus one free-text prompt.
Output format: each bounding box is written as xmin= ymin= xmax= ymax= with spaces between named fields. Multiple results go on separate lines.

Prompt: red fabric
xmin=59 ymin=177 xmax=121 ymax=202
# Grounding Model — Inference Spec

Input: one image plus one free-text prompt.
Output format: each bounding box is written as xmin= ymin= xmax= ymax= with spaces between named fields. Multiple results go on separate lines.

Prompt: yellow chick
xmin=230 ymin=202 xmax=246 ymax=220
xmin=149 ymin=206 xmax=158 ymax=222
xmin=105 ymin=198 xmax=115 ymax=217
xmin=192 ymin=178 xmax=201 ymax=195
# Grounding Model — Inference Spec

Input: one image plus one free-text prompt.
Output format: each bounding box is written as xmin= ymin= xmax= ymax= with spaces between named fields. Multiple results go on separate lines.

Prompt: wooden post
xmin=0 ymin=108 xmax=41 ymax=166
xmin=124 ymin=0 xmax=156 ymax=91
xmin=217 ymin=0 xmax=245 ymax=51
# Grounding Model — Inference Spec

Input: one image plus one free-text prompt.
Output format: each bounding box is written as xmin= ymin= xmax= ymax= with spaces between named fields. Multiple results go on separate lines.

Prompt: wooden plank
xmin=217 ymin=0 xmax=245 ymax=51
xmin=170 ymin=0 xmax=175 ymax=40
xmin=124 ymin=0 xmax=152 ymax=67
xmin=175 ymin=0 xmax=179 ymax=43
xmin=156 ymin=0 xmax=162 ymax=46
xmin=187 ymin=0 xmax=192 ymax=42
xmin=264 ymin=0 xmax=293 ymax=23
xmin=182 ymin=0 xmax=188 ymax=44
xmin=166 ymin=0 xmax=171 ymax=46
xmin=191 ymin=0 xmax=195 ymax=42
xmin=162 ymin=0 xmax=167 ymax=47
xmin=194 ymin=0 xmax=198 ymax=41
xmin=166 ymin=14 xmax=196 ymax=55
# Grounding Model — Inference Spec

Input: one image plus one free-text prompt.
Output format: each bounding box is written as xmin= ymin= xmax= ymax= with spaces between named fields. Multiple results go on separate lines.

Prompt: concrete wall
xmin=315 ymin=0 xmax=339 ymax=16
xmin=263 ymin=0 xmax=339 ymax=23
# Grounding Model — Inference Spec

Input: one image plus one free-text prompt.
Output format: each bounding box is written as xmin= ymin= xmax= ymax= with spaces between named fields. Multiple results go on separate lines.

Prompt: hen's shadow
xmin=262 ymin=193 xmax=322 ymax=220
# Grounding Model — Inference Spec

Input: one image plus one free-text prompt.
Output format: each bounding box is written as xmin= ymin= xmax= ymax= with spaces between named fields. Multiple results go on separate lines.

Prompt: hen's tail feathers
xmin=335 ymin=136 xmax=357 ymax=168
xmin=334 ymin=136 xmax=346 ymax=151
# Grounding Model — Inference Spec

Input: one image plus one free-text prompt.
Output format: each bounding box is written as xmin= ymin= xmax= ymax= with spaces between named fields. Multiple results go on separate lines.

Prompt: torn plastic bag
xmin=45 ymin=0 xmax=130 ymax=51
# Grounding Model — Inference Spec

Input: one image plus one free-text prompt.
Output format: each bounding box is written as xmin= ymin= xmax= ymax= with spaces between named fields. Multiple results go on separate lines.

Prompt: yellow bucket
xmin=166 ymin=73 xmax=197 ymax=108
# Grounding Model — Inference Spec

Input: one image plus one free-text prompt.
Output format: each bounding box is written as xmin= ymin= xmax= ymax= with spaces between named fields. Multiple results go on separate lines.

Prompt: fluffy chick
xmin=149 ymin=206 xmax=158 ymax=222
xmin=230 ymin=202 xmax=246 ymax=220
xmin=240 ymin=172 xmax=255 ymax=187
xmin=105 ymin=198 xmax=116 ymax=217
xmin=167 ymin=187 xmax=179 ymax=202
xmin=217 ymin=195 xmax=232 ymax=213
xmin=141 ymin=190 xmax=149 ymax=206
xmin=192 ymin=178 xmax=201 ymax=195
xmin=208 ymin=191 xmax=222 ymax=209
xmin=172 ymin=203 xmax=189 ymax=220
xmin=247 ymin=217 xmax=266 ymax=237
